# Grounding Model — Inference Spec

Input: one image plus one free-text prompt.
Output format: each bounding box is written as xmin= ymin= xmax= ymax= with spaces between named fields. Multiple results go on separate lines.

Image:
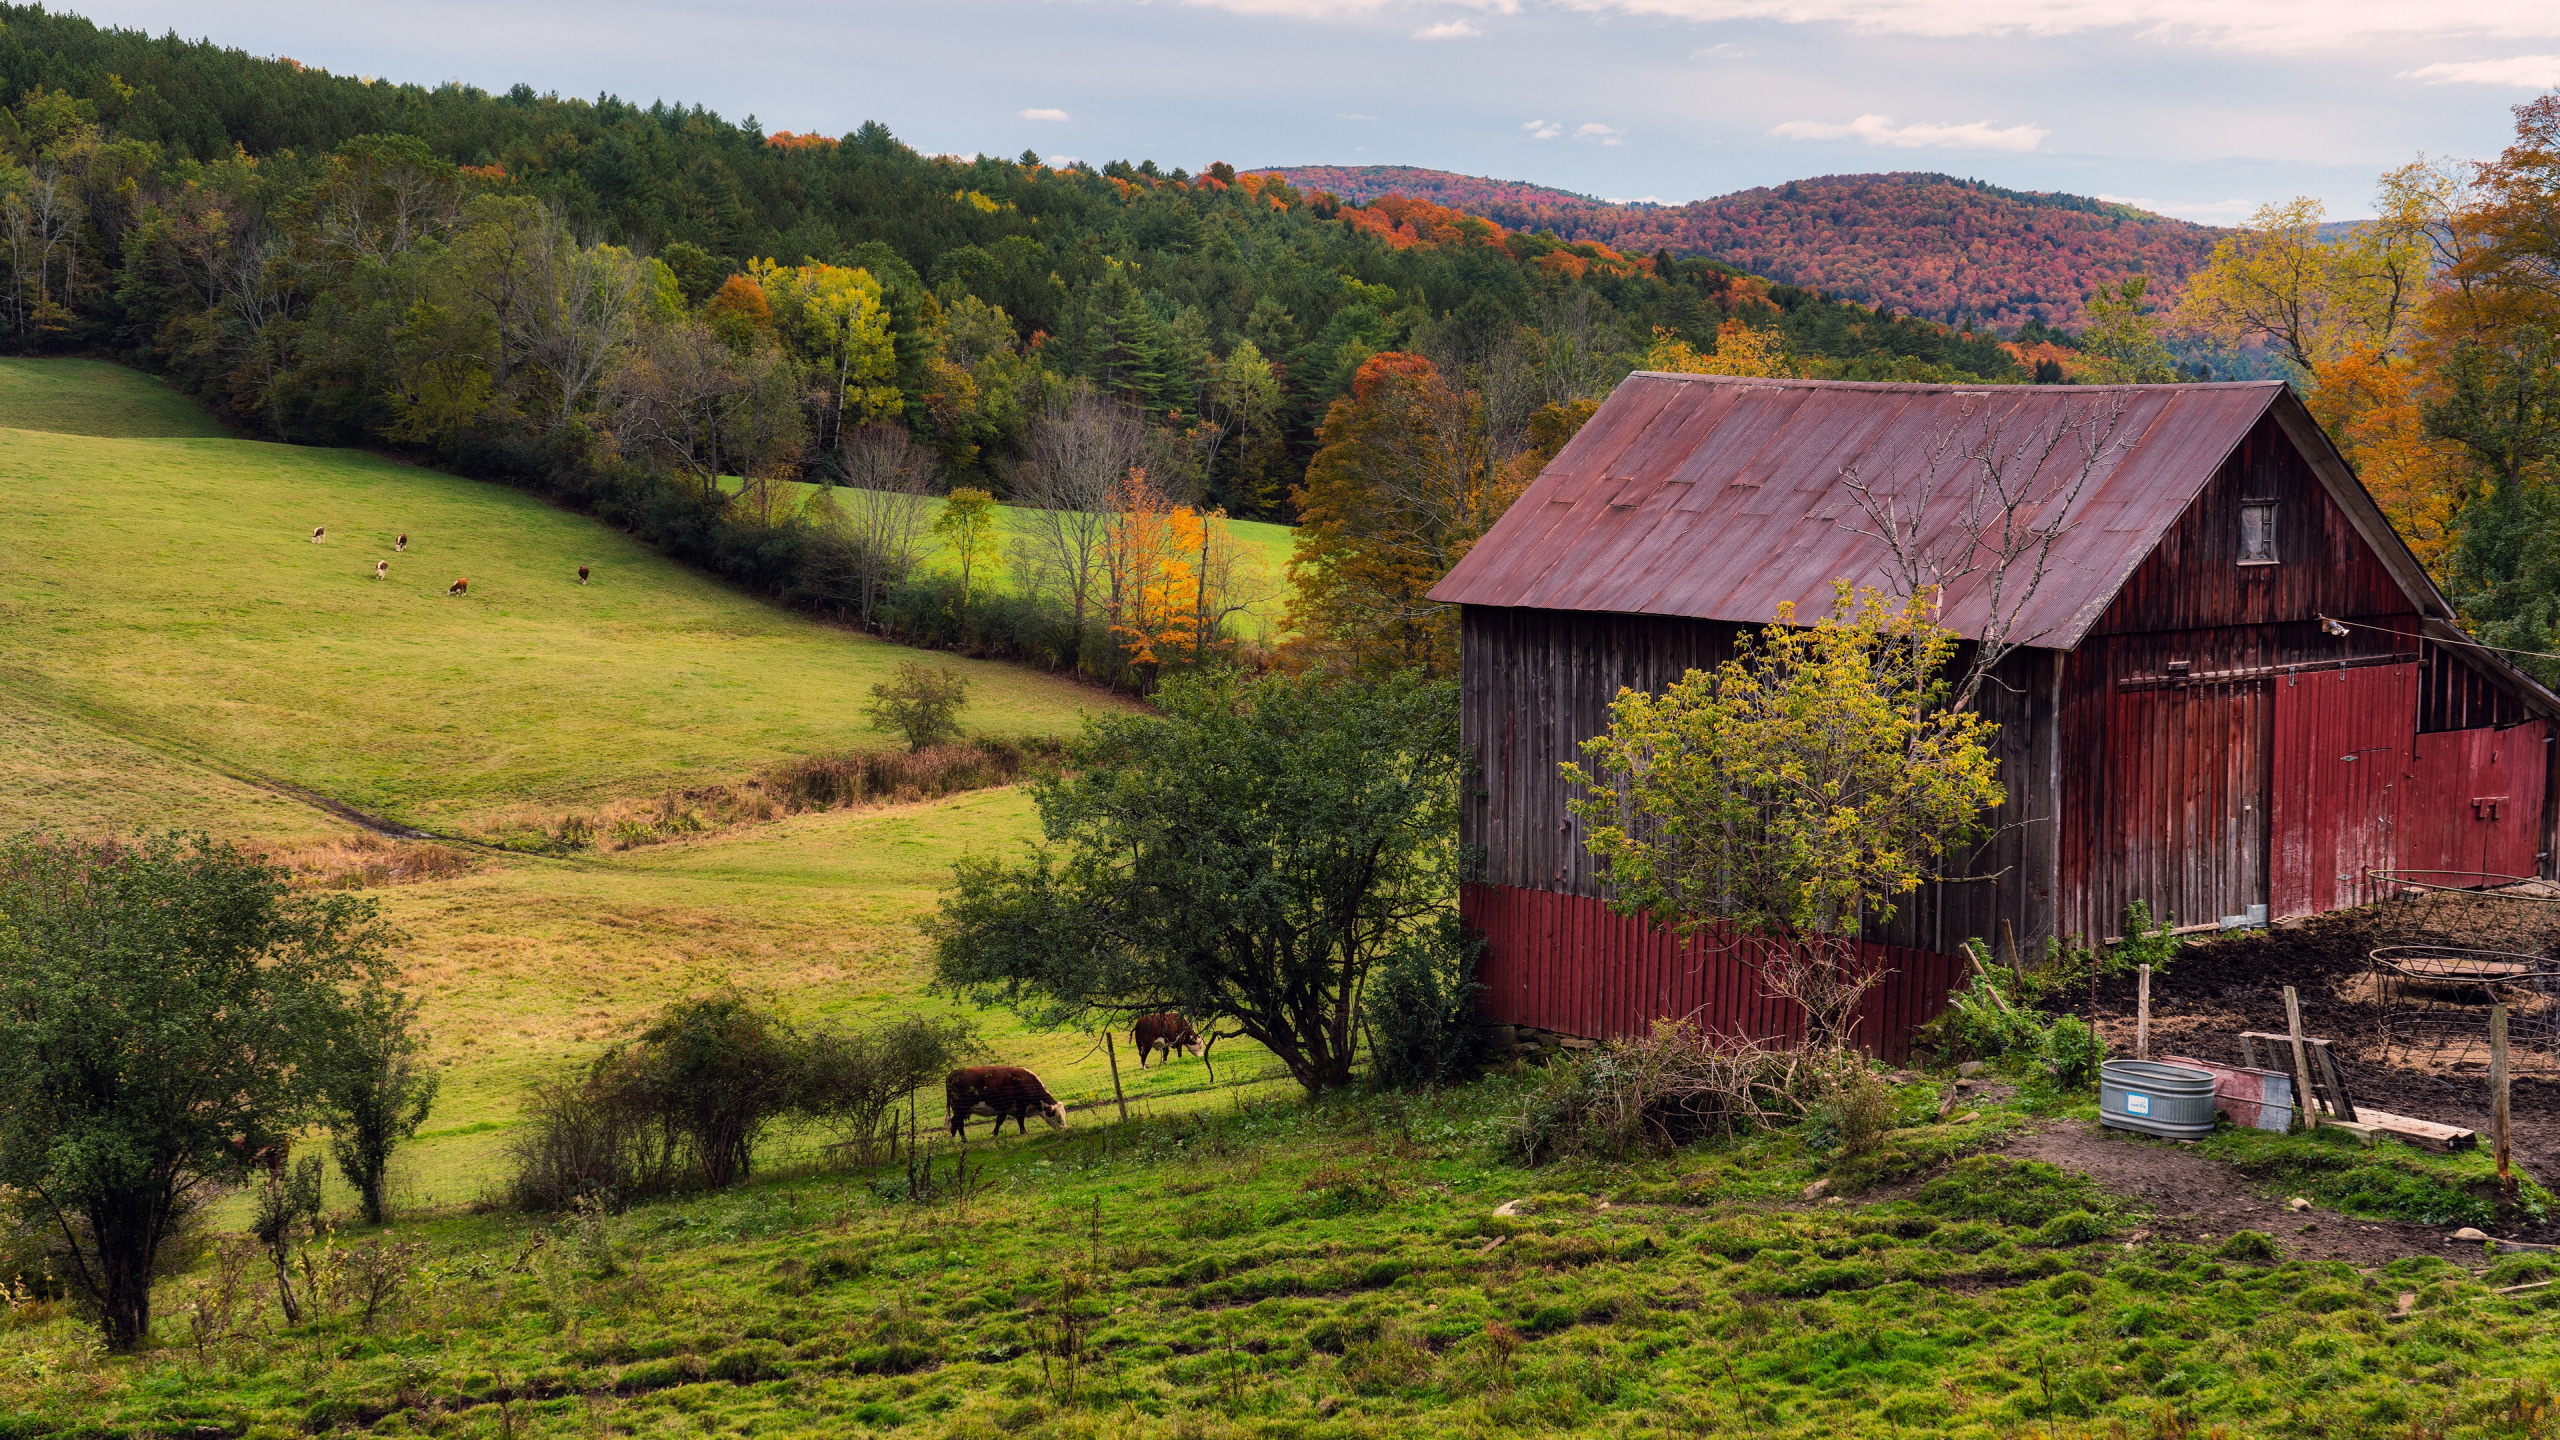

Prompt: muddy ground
xmin=2079 ymin=887 xmax=2560 ymax=1185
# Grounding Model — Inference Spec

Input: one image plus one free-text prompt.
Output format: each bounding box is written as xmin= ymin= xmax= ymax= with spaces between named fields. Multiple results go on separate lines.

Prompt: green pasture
xmin=15 ymin=1076 xmax=2560 ymax=1439
xmin=0 ymin=396 xmax=1120 ymax=837
xmin=0 ymin=360 xmax=1268 ymax=1214
xmin=734 ymin=475 xmax=1300 ymax=635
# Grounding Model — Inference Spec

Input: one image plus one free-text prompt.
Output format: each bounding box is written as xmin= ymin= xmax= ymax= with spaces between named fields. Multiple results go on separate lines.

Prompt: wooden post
xmin=2491 ymin=1002 xmax=2513 ymax=1187
xmin=2136 ymin=964 xmax=2151 ymax=1061
xmin=1104 ymin=1030 xmax=1130 ymax=1123
xmin=2283 ymin=986 xmax=2318 ymax=1130
xmin=2000 ymin=919 xmax=2023 ymax=985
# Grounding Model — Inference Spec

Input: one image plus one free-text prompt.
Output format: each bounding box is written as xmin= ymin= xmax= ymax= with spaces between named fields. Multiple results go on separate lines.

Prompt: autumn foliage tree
xmin=1288 ymin=352 xmax=1530 ymax=676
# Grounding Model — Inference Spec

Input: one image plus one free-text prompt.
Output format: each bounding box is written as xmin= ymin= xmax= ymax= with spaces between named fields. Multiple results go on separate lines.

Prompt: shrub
xmin=597 ymin=994 xmax=802 ymax=1189
xmin=796 ymin=1015 xmax=984 ymax=1163
xmin=865 ymin=661 xmax=970 ymax=751
xmin=1363 ymin=915 xmax=1484 ymax=1088
xmin=2041 ymin=1013 xmax=2106 ymax=1089
xmin=1509 ymin=1023 xmax=1814 ymax=1164
xmin=1802 ymin=1056 xmax=1897 ymax=1158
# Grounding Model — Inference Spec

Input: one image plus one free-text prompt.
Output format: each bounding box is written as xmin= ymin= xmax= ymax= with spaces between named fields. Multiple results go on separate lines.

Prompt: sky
xmin=60 ymin=0 xmax=2560 ymax=225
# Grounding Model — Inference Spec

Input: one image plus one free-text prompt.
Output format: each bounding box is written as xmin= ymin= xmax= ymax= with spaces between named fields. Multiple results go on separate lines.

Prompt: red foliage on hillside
xmin=1257 ymin=167 xmax=2225 ymax=329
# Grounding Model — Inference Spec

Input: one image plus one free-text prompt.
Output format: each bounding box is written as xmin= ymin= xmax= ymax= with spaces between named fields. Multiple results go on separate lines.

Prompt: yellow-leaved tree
xmin=1645 ymin=319 xmax=1795 ymax=378
xmin=750 ymin=258 xmax=900 ymax=454
xmin=1562 ymin=585 xmax=2005 ymax=1050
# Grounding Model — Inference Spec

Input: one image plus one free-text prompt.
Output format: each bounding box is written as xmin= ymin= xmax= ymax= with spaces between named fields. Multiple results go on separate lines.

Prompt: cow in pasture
xmin=310 ymin=526 xmax=326 ymax=543
xmin=230 ymin=1135 xmax=289 ymax=1181
xmin=1133 ymin=1012 xmax=1200 ymax=1067
xmin=375 ymin=559 xmax=389 ymax=580
xmin=578 ymin=565 xmax=590 ymax=584
xmin=946 ymin=1065 xmax=1067 ymax=1139
xmin=446 ymin=577 xmax=469 ymax=596
xmin=396 ymin=533 xmax=408 ymax=552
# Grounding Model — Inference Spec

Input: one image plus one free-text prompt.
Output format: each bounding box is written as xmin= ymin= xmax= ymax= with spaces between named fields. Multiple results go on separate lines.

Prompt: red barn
xmin=1430 ymin=375 xmax=2560 ymax=1054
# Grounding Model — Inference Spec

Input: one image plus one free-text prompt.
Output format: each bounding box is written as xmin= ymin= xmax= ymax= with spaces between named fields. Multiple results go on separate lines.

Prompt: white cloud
xmin=1175 ymin=0 xmax=2560 ymax=53
xmin=1768 ymin=112 xmax=2047 ymax=151
xmin=1414 ymin=18 xmax=1482 ymax=36
xmin=1575 ymin=121 xmax=1627 ymax=144
xmin=1691 ymin=42 xmax=1752 ymax=57
xmin=2405 ymin=55 xmax=2560 ymax=86
xmin=1018 ymin=107 xmax=1070 ymax=121
xmin=1523 ymin=118 xmax=1564 ymax=139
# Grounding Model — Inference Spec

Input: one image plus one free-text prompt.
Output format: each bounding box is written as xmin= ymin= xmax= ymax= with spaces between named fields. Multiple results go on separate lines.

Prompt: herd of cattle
xmin=945 ymin=1012 xmax=1200 ymax=1138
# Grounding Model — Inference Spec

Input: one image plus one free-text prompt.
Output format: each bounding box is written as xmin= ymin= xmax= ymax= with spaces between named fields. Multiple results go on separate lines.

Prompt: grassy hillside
xmin=0 ymin=401 xmax=1114 ymax=837
xmin=0 ymin=361 xmax=1283 ymax=1207
xmin=14 ymin=1077 xmax=2558 ymax=1439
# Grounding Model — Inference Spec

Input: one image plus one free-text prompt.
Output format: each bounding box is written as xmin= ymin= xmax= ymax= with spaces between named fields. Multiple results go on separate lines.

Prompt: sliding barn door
xmin=2270 ymin=663 xmax=2417 ymax=916
xmin=2100 ymin=679 xmax=2271 ymax=934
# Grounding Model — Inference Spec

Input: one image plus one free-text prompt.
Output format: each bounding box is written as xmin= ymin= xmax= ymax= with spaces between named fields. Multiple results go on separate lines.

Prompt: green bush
xmin=1363 ymin=916 xmax=1484 ymax=1089
xmin=2040 ymin=1013 xmax=2105 ymax=1089
xmin=864 ymin=661 xmax=971 ymax=751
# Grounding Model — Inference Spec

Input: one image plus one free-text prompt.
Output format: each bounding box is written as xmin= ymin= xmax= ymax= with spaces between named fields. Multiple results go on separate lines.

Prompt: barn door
xmin=2270 ymin=663 xmax=2417 ymax=916
xmin=2401 ymin=720 xmax=2552 ymax=885
xmin=2101 ymin=680 xmax=2271 ymax=935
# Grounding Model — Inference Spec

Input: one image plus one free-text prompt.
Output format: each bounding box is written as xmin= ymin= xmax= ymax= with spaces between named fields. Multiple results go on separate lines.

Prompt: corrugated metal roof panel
xmin=1431 ymin=375 xmax=2292 ymax=649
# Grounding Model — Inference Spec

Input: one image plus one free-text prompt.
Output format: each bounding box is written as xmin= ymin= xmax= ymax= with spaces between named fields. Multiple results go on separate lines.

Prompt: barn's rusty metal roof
xmin=1433 ymin=375 xmax=2306 ymax=650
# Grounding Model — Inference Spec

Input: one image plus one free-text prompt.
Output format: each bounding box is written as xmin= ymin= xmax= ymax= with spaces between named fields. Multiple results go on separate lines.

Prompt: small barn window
xmin=2238 ymin=501 xmax=2279 ymax=565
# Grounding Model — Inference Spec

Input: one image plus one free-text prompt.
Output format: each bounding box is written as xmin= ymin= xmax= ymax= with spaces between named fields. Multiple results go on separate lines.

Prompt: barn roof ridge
xmin=1432 ymin=374 xmax=2519 ymax=673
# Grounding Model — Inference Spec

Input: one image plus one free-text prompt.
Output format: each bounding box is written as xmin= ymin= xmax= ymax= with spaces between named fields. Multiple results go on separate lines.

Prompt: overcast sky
xmin=62 ymin=0 xmax=2560 ymax=224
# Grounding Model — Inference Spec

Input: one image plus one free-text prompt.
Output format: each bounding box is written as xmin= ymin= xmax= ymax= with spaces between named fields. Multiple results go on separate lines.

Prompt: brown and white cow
xmin=1132 ymin=1012 xmax=1200 ymax=1068
xmin=946 ymin=1065 xmax=1067 ymax=1139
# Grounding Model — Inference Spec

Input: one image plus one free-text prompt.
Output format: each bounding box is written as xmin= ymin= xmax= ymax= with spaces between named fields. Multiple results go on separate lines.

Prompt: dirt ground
xmin=2082 ymin=888 xmax=2560 ymax=1184
xmin=1997 ymin=1120 xmax=2509 ymax=1267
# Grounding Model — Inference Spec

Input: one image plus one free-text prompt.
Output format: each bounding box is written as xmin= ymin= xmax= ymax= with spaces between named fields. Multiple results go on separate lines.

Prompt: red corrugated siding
xmin=2270 ymin=663 xmax=2419 ymax=916
xmin=1463 ymin=883 xmax=1968 ymax=1061
xmin=2401 ymin=721 xmax=2552 ymax=883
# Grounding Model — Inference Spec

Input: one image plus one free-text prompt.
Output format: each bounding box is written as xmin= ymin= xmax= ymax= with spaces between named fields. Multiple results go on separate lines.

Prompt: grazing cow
xmin=446 ymin=577 xmax=469 ymax=596
xmin=578 ymin=565 xmax=590 ymax=584
xmin=375 ymin=559 xmax=389 ymax=580
xmin=946 ymin=1065 xmax=1067 ymax=1139
xmin=1133 ymin=1012 xmax=1200 ymax=1068
xmin=395 ymin=533 xmax=408 ymax=552
xmin=310 ymin=526 xmax=326 ymax=543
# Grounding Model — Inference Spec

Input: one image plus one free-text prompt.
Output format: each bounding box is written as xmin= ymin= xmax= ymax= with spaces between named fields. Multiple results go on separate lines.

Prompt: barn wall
xmin=2089 ymin=412 xmax=2408 ymax=637
xmin=1463 ymin=884 xmax=1970 ymax=1062
xmin=1459 ymin=604 xmax=2059 ymax=986
xmin=2057 ymin=408 xmax=2446 ymax=941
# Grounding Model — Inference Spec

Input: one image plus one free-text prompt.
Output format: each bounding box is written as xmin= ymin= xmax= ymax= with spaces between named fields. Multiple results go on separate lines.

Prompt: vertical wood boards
xmin=2270 ymin=663 xmax=2418 ymax=916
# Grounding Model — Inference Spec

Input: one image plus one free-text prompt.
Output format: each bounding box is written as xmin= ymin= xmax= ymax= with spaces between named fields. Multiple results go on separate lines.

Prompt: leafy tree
xmin=2076 ymin=277 xmax=2178 ymax=384
xmin=592 ymin=994 xmax=799 ymax=1191
xmin=327 ymin=986 xmax=440 ymax=1227
xmin=1562 ymin=587 xmax=2005 ymax=1050
xmin=1287 ymin=352 xmax=1528 ymax=677
xmin=933 ymin=485 xmax=1000 ymax=623
xmin=0 ymin=830 xmax=397 ymax=1349
xmin=925 ymin=671 xmax=1463 ymax=1096
xmin=2436 ymin=328 xmax=2560 ymax=684
xmin=866 ymin=659 xmax=971 ymax=750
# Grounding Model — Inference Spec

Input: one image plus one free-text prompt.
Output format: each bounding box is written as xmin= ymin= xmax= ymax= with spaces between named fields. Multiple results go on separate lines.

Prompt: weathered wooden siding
xmin=2087 ymin=412 xmax=2406 ymax=638
xmin=1461 ymin=605 xmax=2060 ymax=957
xmin=1463 ymin=884 xmax=1969 ymax=1062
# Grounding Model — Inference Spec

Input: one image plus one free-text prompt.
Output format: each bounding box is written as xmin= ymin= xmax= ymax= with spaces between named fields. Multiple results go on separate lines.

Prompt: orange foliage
xmin=460 ymin=163 xmax=510 ymax=185
xmin=2309 ymin=353 xmax=2466 ymax=572
xmin=766 ymin=131 xmax=839 ymax=151
xmin=1335 ymin=194 xmax=1507 ymax=251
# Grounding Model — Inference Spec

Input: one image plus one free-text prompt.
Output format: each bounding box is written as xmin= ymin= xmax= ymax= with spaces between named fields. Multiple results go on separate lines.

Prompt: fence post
xmin=2136 ymin=964 xmax=2151 ymax=1061
xmin=1104 ymin=1030 xmax=1130 ymax=1123
xmin=2491 ymin=1001 xmax=2512 ymax=1188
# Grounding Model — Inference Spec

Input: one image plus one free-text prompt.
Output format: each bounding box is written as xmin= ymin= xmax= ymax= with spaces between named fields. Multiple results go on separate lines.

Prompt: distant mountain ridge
xmin=1255 ymin=166 xmax=2229 ymax=329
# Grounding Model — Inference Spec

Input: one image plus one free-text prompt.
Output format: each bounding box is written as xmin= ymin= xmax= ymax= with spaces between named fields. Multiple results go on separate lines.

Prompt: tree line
xmin=2173 ymin=93 xmax=2560 ymax=684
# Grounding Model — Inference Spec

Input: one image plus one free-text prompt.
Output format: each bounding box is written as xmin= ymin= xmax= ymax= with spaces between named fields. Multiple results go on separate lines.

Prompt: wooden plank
xmin=2326 ymin=1108 xmax=2477 ymax=1152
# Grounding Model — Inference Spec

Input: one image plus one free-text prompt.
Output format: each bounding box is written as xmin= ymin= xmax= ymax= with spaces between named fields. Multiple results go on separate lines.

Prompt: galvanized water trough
xmin=2098 ymin=1059 xmax=2220 ymax=1140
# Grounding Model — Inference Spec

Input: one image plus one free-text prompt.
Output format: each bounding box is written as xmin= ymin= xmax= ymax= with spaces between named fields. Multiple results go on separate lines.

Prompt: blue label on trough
xmin=2126 ymin=1092 xmax=2151 ymax=1116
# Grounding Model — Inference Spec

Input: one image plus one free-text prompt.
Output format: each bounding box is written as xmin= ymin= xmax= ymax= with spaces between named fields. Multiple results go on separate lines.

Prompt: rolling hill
xmin=0 ymin=360 xmax=1293 ymax=1205
xmin=1258 ymin=167 xmax=2227 ymax=329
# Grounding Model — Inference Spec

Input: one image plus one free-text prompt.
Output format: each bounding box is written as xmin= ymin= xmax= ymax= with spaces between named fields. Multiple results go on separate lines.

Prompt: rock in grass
xmin=2452 ymin=1227 xmax=2491 ymax=1242
xmin=2287 ymin=1196 xmax=2313 ymax=1212
xmin=1801 ymin=1178 xmax=1831 ymax=1200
